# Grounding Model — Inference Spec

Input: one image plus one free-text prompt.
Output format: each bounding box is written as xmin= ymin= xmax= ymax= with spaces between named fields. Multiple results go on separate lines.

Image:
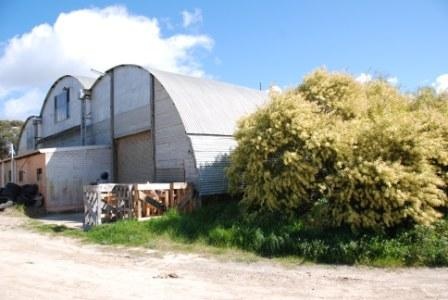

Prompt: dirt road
xmin=1 ymin=215 xmax=447 ymax=300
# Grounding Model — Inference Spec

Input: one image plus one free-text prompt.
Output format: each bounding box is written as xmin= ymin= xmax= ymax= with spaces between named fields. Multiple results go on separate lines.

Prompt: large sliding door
xmin=116 ymin=130 xmax=154 ymax=183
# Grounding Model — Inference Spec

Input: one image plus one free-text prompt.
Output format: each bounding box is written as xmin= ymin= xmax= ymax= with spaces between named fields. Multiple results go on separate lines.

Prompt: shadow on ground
xmin=25 ymin=207 xmax=84 ymax=229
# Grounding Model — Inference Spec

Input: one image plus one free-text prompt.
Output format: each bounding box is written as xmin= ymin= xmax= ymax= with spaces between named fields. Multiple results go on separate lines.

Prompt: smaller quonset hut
xmin=3 ymin=64 xmax=267 ymax=212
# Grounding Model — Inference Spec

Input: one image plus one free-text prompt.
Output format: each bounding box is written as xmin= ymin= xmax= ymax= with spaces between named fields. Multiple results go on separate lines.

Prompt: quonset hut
xmin=1 ymin=64 xmax=267 ymax=211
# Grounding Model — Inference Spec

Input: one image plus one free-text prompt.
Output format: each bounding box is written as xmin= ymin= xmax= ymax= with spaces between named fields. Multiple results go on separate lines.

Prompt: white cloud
xmin=387 ymin=77 xmax=398 ymax=86
xmin=433 ymin=74 xmax=448 ymax=94
xmin=0 ymin=6 xmax=214 ymax=119
xmin=356 ymin=73 xmax=398 ymax=86
xmin=181 ymin=8 xmax=203 ymax=28
xmin=269 ymin=85 xmax=282 ymax=94
xmin=2 ymin=89 xmax=44 ymax=120
xmin=0 ymin=6 xmax=213 ymax=92
xmin=355 ymin=73 xmax=372 ymax=84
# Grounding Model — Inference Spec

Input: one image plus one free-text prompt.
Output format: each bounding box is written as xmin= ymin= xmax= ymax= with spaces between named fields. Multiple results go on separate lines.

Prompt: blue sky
xmin=0 ymin=0 xmax=447 ymax=120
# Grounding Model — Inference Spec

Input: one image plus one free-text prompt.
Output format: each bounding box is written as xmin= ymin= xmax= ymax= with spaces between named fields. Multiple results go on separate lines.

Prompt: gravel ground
xmin=1 ymin=214 xmax=447 ymax=300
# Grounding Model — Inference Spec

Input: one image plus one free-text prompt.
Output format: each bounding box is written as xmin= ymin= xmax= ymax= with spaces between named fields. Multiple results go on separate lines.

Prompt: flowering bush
xmin=228 ymin=69 xmax=448 ymax=230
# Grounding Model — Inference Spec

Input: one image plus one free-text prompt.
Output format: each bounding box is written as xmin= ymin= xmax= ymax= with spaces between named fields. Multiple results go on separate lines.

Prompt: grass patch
xmin=28 ymin=214 xmax=259 ymax=263
xmin=29 ymin=202 xmax=448 ymax=266
xmin=31 ymin=222 xmax=85 ymax=239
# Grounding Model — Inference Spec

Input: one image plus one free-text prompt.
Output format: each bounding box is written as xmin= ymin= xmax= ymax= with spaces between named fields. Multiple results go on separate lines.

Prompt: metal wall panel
xmin=189 ymin=135 xmax=236 ymax=195
xmin=40 ymin=128 xmax=81 ymax=148
xmin=86 ymin=119 xmax=110 ymax=145
xmin=17 ymin=117 xmax=35 ymax=155
xmin=116 ymin=130 xmax=154 ymax=183
xmin=153 ymin=78 xmax=197 ymax=184
xmin=114 ymin=107 xmax=151 ymax=138
xmin=156 ymin=167 xmax=185 ymax=182
xmin=113 ymin=66 xmax=151 ymax=137
xmin=89 ymin=74 xmax=111 ymax=145
xmin=40 ymin=77 xmax=88 ymax=139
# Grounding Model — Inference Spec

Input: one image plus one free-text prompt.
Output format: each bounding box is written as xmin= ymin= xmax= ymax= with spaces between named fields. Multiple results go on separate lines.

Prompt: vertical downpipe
xmin=110 ymin=70 xmax=116 ymax=182
xmin=11 ymin=144 xmax=15 ymax=183
xmin=80 ymin=96 xmax=86 ymax=146
xmin=34 ymin=118 xmax=42 ymax=149
xmin=1 ymin=161 xmax=4 ymax=187
xmin=150 ymin=74 xmax=156 ymax=181
xmin=33 ymin=118 xmax=39 ymax=150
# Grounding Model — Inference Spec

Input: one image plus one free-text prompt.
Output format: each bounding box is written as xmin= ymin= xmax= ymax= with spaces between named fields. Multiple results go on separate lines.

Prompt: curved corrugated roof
xmin=149 ymin=68 xmax=268 ymax=135
xmin=34 ymin=65 xmax=266 ymax=138
xmin=99 ymin=64 xmax=268 ymax=136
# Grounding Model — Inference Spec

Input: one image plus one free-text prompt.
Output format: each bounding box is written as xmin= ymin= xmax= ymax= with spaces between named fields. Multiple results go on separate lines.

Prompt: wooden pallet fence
xmin=83 ymin=184 xmax=134 ymax=230
xmin=83 ymin=182 xmax=195 ymax=229
xmin=133 ymin=182 xmax=195 ymax=220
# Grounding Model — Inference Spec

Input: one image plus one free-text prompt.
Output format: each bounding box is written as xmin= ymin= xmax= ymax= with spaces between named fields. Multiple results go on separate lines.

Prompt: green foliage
xmin=88 ymin=219 xmax=154 ymax=246
xmin=40 ymin=203 xmax=448 ymax=266
xmin=0 ymin=120 xmax=24 ymax=159
xmin=228 ymin=69 xmax=448 ymax=230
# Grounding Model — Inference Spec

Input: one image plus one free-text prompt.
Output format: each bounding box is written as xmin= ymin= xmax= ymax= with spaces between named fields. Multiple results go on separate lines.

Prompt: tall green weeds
xmin=82 ymin=202 xmax=448 ymax=266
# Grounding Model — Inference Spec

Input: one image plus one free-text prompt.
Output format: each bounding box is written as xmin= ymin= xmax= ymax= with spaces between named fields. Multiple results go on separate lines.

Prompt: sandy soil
xmin=1 ymin=214 xmax=448 ymax=300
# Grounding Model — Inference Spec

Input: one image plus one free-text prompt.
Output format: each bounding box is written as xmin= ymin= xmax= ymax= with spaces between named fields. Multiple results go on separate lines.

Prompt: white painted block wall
xmin=44 ymin=146 xmax=111 ymax=212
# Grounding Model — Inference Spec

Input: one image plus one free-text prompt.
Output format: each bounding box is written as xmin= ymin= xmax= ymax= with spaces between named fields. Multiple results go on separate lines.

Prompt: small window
xmin=8 ymin=170 xmax=11 ymax=182
xmin=55 ymin=88 xmax=70 ymax=122
xmin=36 ymin=168 xmax=42 ymax=181
xmin=18 ymin=170 xmax=24 ymax=182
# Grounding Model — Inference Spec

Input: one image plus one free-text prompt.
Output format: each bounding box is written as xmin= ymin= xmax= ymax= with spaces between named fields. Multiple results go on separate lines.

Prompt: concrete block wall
xmin=44 ymin=146 xmax=111 ymax=212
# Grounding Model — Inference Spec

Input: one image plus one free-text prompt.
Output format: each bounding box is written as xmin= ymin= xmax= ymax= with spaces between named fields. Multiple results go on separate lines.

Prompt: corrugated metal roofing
xmin=189 ymin=135 xmax=236 ymax=195
xmin=149 ymin=68 xmax=268 ymax=136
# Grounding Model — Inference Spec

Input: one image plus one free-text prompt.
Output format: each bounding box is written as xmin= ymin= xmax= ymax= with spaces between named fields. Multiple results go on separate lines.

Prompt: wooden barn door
xmin=115 ymin=130 xmax=154 ymax=183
